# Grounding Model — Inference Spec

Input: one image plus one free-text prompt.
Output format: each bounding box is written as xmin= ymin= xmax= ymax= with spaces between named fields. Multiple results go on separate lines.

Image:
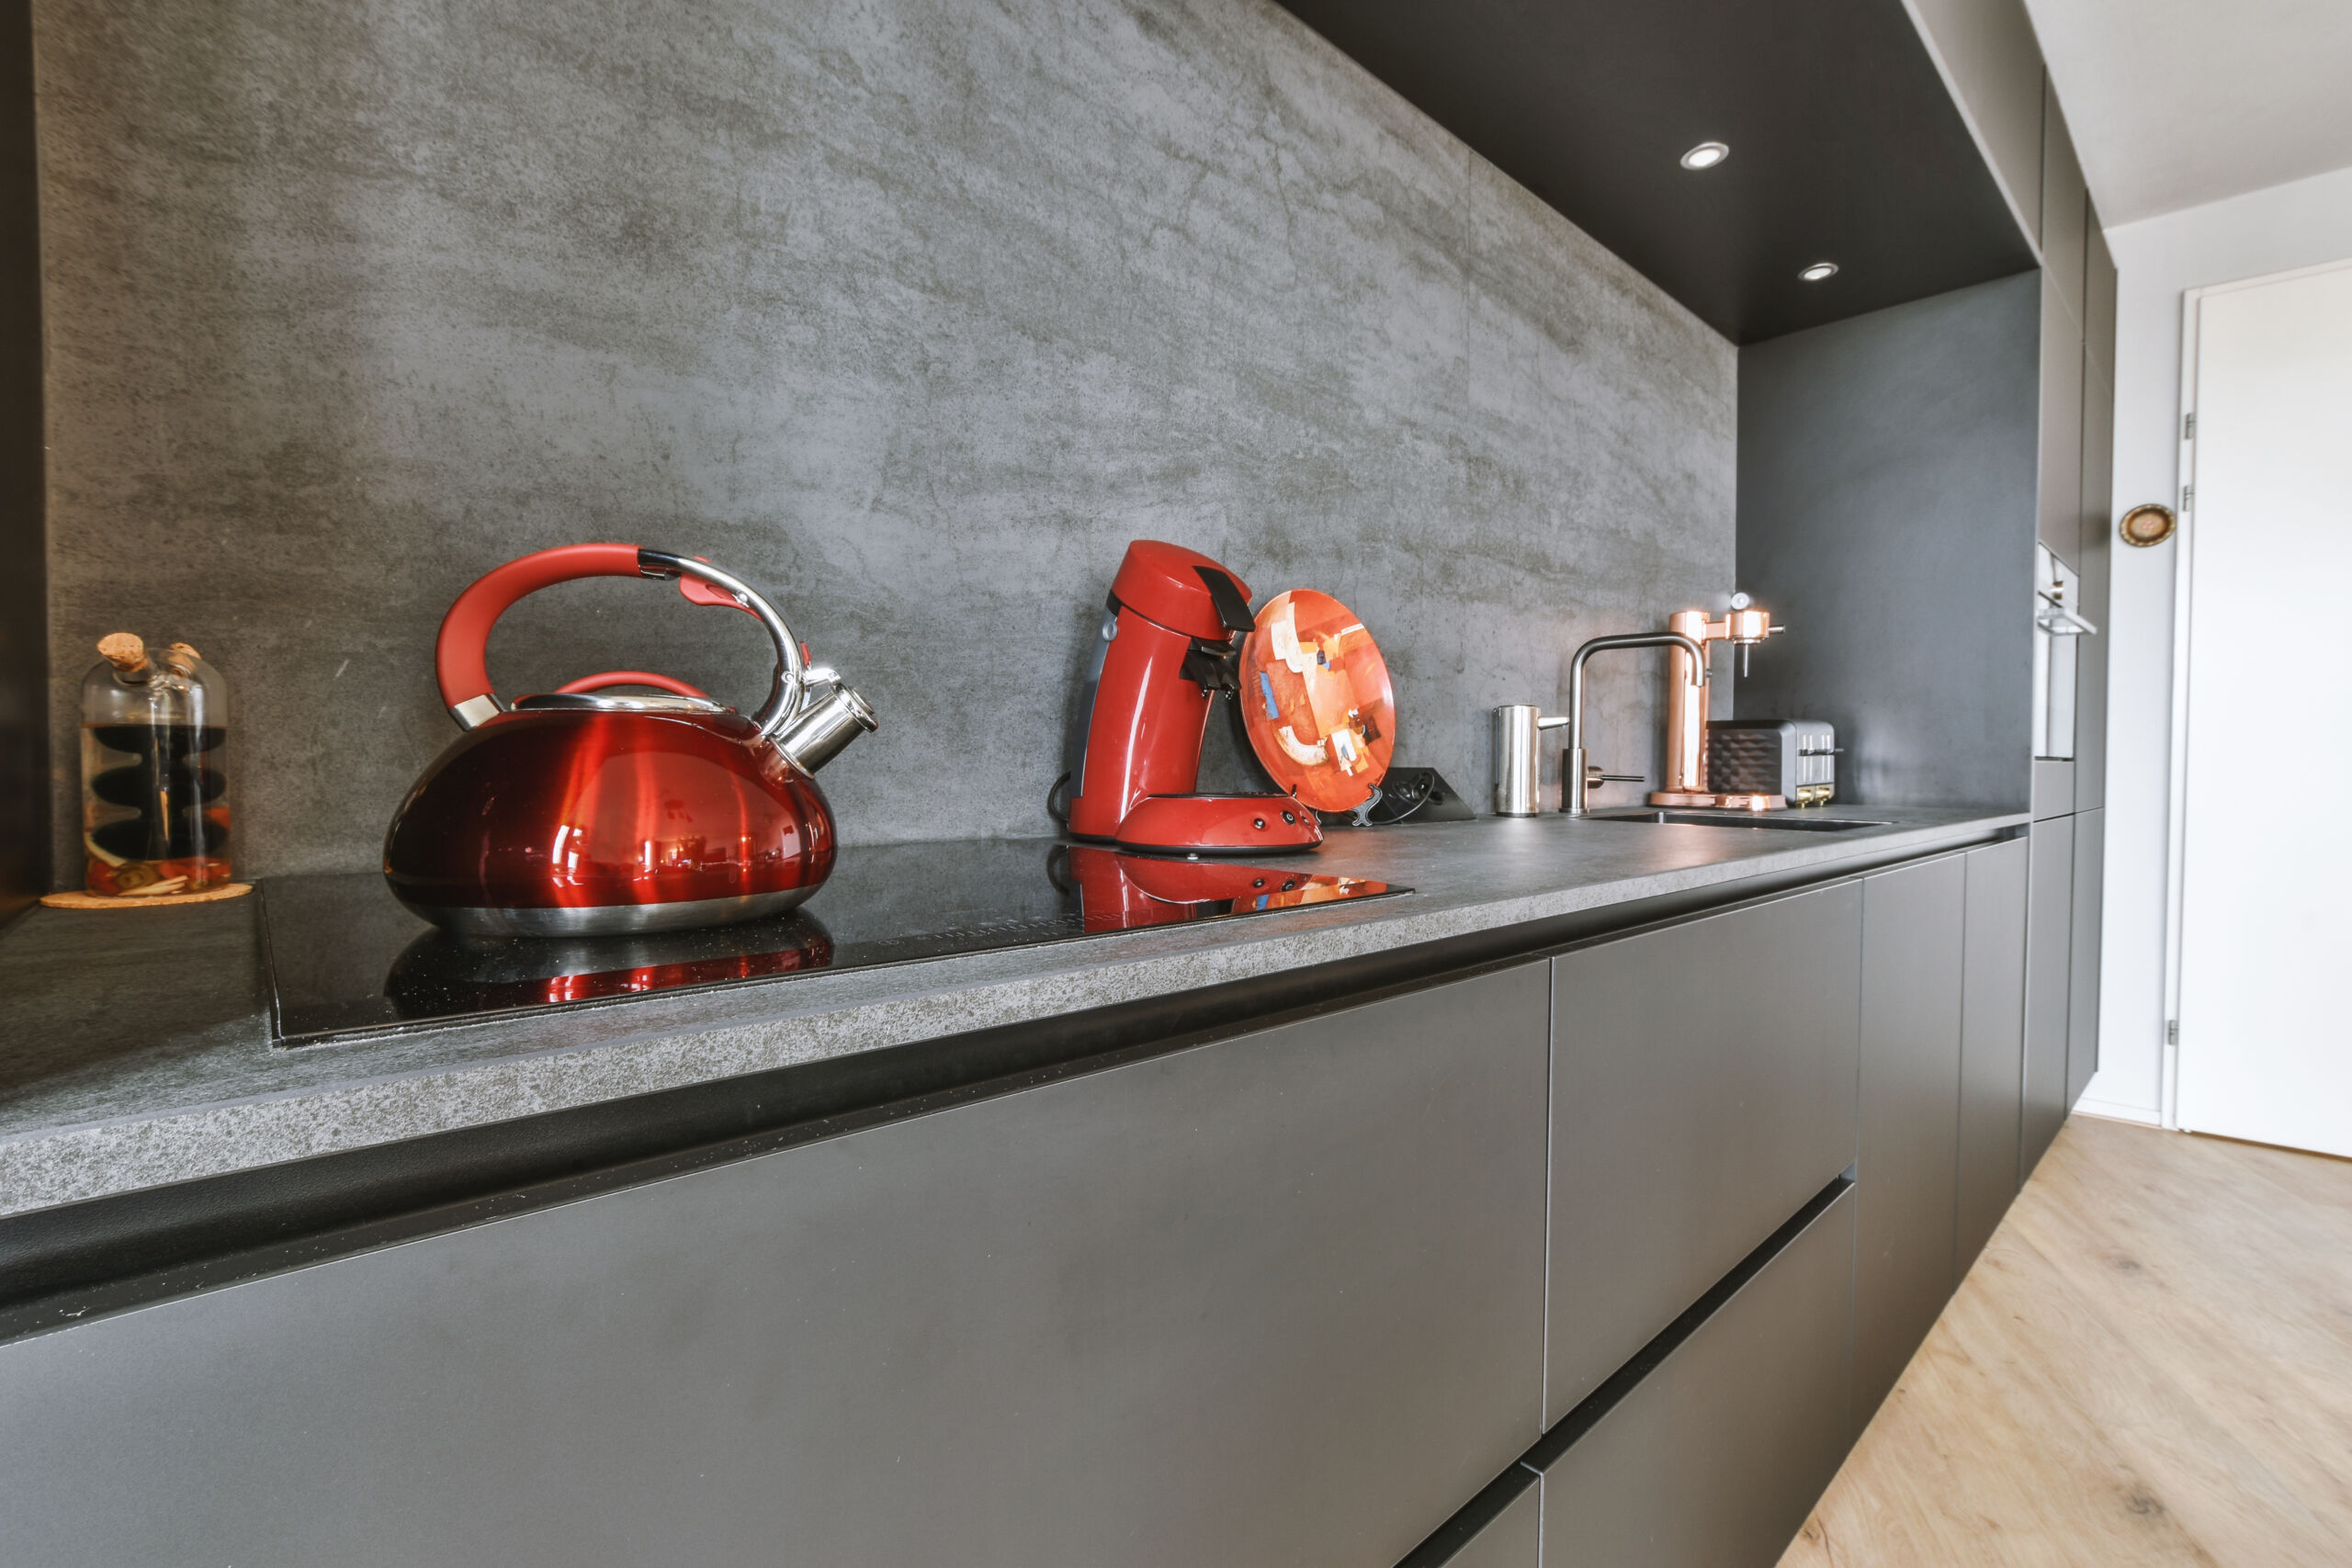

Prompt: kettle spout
xmin=774 ymin=668 xmax=877 ymax=773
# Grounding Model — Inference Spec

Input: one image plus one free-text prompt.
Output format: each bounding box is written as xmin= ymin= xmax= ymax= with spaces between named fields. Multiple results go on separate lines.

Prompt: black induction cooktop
xmin=261 ymin=839 xmax=1404 ymax=1046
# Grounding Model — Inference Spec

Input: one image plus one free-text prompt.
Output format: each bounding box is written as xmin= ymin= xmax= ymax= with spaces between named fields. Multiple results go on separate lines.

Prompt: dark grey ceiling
xmin=1274 ymin=0 xmax=2038 ymax=344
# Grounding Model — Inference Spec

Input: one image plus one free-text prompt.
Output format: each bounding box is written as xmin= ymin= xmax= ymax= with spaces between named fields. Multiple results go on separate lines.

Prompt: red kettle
xmin=384 ymin=544 xmax=876 ymax=937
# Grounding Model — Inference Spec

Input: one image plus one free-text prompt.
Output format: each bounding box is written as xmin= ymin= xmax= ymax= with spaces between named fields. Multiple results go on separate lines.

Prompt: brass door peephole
xmin=2120 ymin=502 xmax=2177 ymax=547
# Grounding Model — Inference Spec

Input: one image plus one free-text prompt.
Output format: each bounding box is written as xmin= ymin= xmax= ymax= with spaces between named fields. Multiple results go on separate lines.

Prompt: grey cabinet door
xmin=2040 ymin=84 xmax=2088 ymax=327
xmin=2085 ymin=203 xmax=2118 ymax=377
xmin=1855 ymin=855 xmax=1966 ymax=1421
xmin=2038 ymin=269 xmax=2086 ymax=561
xmin=1903 ymin=0 xmax=2047 ymax=243
xmin=2032 ymin=757 xmax=2076 ymax=821
xmin=0 ymin=965 xmax=1552 ymax=1568
xmin=2068 ymin=808 xmax=2107 ymax=1109
xmin=1538 ymin=1188 xmax=1857 ymax=1568
xmin=1956 ymin=839 xmax=2030 ymax=1271
xmin=1443 ymin=1480 xmax=1542 ymax=1568
xmin=2076 ymin=358 xmax=2115 ymax=811
xmin=2022 ymin=816 xmax=2076 ymax=1179
xmin=1547 ymin=883 xmax=1861 ymax=1421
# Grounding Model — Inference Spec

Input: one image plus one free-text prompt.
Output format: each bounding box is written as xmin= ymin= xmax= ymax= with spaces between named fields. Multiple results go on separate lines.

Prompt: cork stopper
xmin=162 ymin=641 xmax=203 ymax=676
xmin=97 ymin=632 xmax=149 ymax=673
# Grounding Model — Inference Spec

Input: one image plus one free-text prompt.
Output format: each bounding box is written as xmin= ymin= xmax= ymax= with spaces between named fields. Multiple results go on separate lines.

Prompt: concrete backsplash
xmin=36 ymin=0 xmax=1734 ymax=881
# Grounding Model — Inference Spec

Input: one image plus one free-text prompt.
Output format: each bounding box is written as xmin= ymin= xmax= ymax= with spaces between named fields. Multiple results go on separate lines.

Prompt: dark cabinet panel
xmin=2085 ymin=204 xmax=2118 ymax=380
xmin=1547 ymin=885 xmax=1861 ymax=1422
xmin=1905 ymin=0 xmax=2047 ymax=245
xmin=2040 ymin=84 xmax=2087 ymax=327
xmin=1537 ymin=1188 xmax=1857 ymax=1568
xmin=2022 ymin=817 xmax=2076 ymax=1179
xmin=2076 ymin=357 xmax=2114 ymax=810
xmin=2037 ymin=269 xmax=2086 ymax=561
xmin=0 ymin=966 xmax=1553 ymax=1568
xmin=1855 ymin=856 xmax=1967 ymax=1420
xmin=2068 ymin=809 xmax=2107 ymax=1111
xmin=2076 ymin=200 xmax=2115 ymax=816
xmin=1956 ymin=839 xmax=2030 ymax=1271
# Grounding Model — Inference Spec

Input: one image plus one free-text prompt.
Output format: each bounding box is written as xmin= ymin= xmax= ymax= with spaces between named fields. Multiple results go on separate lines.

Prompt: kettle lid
xmin=512 ymin=692 xmax=728 ymax=716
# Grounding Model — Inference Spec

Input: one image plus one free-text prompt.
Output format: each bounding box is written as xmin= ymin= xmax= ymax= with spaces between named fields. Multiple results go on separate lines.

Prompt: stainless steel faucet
xmin=1565 ymin=632 xmax=1708 ymax=816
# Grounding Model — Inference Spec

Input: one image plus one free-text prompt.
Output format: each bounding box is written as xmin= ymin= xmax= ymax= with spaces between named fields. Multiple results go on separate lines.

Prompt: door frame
xmin=2162 ymin=254 xmax=2352 ymax=1130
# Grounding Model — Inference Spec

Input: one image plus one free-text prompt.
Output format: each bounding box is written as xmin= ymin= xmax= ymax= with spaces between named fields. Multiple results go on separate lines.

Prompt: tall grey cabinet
xmin=2028 ymin=88 xmax=2118 ymax=1176
xmin=1956 ymin=839 xmax=2030 ymax=1271
xmin=2022 ymin=814 xmax=2076 ymax=1175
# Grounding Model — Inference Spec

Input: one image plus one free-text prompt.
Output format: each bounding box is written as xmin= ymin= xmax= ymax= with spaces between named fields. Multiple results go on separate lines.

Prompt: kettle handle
xmin=435 ymin=544 xmax=808 ymax=733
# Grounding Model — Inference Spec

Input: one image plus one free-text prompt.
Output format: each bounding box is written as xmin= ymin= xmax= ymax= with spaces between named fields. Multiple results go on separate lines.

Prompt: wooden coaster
xmin=40 ymin=883 xmax=254 ymax=910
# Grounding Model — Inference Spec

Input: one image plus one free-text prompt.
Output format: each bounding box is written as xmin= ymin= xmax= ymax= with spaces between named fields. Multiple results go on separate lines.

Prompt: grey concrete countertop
xmin=0 ymin=807 xmax=2022 ymax=1220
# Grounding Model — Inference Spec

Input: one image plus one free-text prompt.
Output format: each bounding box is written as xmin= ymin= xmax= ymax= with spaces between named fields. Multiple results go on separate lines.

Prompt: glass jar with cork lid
xmin=77 ymin=633 xmax=236 ymax=898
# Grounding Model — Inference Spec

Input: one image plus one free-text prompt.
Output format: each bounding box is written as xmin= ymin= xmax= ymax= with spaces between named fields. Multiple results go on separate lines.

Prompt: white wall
xmin=2085 ymin=162 xmax=2352 ymax=1123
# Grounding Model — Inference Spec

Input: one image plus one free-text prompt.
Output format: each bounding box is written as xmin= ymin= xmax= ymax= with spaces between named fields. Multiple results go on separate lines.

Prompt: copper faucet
xmin=1651 ymin=595 xmax=1784 ymax=809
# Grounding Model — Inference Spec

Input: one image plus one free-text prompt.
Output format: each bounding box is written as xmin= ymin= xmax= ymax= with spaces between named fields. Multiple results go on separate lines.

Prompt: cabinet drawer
xmin=1538 ymin=1186 xmax=1857 ymax=1567
xmin=0 ymin=965 xmax=1551 ymax=1568
xmin=1547 ymin=883 xmax=1861 ymax=1420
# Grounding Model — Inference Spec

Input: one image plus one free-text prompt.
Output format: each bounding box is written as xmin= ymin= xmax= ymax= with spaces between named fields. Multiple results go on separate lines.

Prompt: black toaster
xmin=1707 ymin=719 xmax=1838 ymax=806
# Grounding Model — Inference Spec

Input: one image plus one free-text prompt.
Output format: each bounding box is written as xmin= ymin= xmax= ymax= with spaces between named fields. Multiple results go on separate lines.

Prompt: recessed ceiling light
xmin=1679 ymin=141 xmax=1730 ymax=171
xmin=1799 ymin=261 xmax=1839 ymax=282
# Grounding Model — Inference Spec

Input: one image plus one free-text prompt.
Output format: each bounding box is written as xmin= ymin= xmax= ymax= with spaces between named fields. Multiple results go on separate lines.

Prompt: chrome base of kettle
xmin=393 ymin=887 xmax=820 ymax=940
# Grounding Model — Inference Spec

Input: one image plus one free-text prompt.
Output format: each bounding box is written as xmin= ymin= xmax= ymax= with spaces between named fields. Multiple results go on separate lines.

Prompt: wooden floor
xmin=1781 ymin=1114 xmax=2352 ymax=1566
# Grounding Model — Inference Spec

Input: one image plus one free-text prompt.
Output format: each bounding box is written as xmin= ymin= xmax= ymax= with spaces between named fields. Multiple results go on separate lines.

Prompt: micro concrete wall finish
xmin=34 ymin=0 xmax=1733 ymax=879
xmin=1736 ymin=273 xmax=2041 ymax=811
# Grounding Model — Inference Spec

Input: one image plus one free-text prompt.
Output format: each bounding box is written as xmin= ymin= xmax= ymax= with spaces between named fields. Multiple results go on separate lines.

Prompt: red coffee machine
xmin=1060 ymin=541 xmax=1322 ymax=854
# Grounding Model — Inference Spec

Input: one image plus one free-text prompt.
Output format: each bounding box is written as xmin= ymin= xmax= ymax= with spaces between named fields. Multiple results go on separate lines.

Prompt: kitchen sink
xmin=1589 ymin=810 xmax=1892 ymax=832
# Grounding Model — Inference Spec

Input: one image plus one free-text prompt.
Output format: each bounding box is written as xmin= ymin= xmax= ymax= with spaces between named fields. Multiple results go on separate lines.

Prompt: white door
xmin=2175 ymin=259 xmax=2352 ymax=1156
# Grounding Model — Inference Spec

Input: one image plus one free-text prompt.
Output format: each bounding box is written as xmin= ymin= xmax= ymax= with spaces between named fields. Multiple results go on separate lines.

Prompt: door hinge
xmin=2166 ymin=1019 xmax=2179 ymax=1045
xmin=2183 ymin=412 xmax=2196 ymax=440
xmin=2181 ymin=484 xmax=2194 ymax=512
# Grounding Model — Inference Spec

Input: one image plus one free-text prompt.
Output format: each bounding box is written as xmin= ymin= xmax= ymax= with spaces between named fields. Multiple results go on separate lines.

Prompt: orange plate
xmin=1238 ymin=589 xmax=1396 ymax=813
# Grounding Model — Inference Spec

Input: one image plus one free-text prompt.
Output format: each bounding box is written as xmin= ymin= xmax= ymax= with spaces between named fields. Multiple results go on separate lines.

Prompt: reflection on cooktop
xmin=263 ymin=840 xmax=1404 ymax=1045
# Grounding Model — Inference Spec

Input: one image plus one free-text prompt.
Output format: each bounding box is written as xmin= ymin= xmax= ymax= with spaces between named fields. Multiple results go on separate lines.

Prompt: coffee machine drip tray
xmin=262 ymin=839 xmax=1402 ymax=1046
